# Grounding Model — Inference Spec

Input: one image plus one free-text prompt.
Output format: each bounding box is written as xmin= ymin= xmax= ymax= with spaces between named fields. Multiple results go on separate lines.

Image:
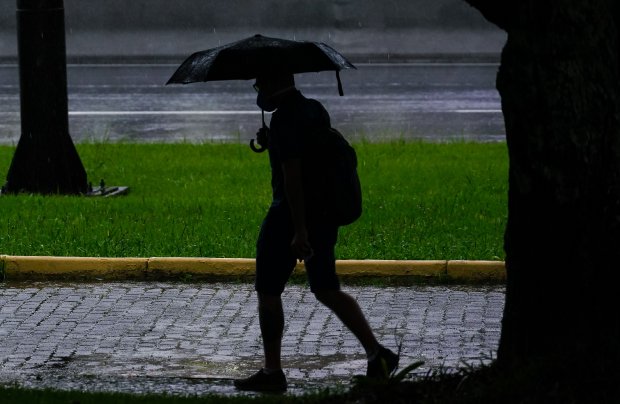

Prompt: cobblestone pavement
xmin=0 ymin=282 xmax=505 ymax=396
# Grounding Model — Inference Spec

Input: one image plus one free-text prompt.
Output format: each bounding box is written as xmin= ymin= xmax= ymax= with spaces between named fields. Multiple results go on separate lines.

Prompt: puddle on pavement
xmin=0 ymin=353 xmax=362 ymax=397
xmin=1 ymin=372 xmax=347 ymax=397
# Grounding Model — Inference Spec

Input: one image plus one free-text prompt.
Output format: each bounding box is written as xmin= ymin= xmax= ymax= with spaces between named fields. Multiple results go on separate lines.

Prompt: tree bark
xmin=465 ymin=0 xmax=620 ymax=370
xmin=3 ymin=0 xmax=87 ymax=195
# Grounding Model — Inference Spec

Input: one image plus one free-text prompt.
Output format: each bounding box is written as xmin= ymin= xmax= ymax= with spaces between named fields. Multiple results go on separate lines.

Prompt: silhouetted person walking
xmin=234 ymin=73 xmax=398 ymax=392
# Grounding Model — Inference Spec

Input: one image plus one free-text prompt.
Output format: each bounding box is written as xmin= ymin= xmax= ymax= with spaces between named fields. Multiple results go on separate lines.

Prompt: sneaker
xmin=234 ymin=368 xmax=287 ymax=392
xmin=367 ymin=346 xmax=399 ymax=379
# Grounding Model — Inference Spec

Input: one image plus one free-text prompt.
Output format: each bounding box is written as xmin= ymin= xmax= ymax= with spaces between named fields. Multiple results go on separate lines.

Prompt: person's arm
xmin=282 ymin=158 xmax=313 ymax=260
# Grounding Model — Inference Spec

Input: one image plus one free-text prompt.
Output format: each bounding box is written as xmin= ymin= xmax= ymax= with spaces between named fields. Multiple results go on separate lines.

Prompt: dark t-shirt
xmin=267 ymin=89 xmax=331 ymax=208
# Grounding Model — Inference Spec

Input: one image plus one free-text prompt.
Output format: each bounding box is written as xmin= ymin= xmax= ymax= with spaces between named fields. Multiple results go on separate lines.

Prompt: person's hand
xmin=291 ymin=228 xmax=314 ymax=262
xmin=256 ymin=127 xmax=269 ymax=147
xmin=250 ymin=127 xmax=269 ymax=152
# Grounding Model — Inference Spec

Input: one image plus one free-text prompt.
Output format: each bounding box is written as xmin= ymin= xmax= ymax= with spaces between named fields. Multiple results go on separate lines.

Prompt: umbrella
xmin=166 ymin=34 xmax=356 ymax=95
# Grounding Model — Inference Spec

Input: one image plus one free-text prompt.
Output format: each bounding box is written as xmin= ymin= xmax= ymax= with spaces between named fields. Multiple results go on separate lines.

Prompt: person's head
xmin=254 ymin=73 xmax=295 ymax=111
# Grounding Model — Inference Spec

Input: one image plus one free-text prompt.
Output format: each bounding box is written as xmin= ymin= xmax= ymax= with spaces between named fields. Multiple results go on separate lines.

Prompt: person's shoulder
xmin=298 ymin=94 xmax=327 ymax=114
xmin=305 ymin=97 xmax=325 ymax=109
xmin=304 ymin=97 xmax=330 ymax=123
xmin=273 ymin=92 xmax=314 ymax=117
xmin=297 ymin=91 xmax=321 ymax=105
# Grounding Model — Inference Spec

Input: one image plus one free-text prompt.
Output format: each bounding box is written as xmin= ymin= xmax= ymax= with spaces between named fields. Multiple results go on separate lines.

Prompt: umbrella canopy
xmin=166 ymin=34 xmax=356 ymax=95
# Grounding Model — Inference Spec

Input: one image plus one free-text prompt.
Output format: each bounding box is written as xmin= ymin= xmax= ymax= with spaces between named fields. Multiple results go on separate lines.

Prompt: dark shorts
xmin=255 ymin=204 xmax=340 ymax=295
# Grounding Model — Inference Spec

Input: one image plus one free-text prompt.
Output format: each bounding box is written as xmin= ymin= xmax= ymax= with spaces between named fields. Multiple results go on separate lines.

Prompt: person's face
xmin=253 ymin=77 xmax=279 ymax=111
xmin=253 ymin=77 xmax=280 ymax=95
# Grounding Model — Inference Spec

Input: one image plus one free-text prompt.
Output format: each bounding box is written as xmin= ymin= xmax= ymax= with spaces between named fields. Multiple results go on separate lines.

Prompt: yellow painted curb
xmin=447 ymin=260 xmax=506 ymax=281
xmin=147 ymin=257 xmax=255 ymax=278
xmin=335 ymin=260 xmax=447 ymax=277
xmin=0 ymin=255 xmax=6 ymax=280
xmin=0 ymin=255 xmax=506 ymax=283
xmin=4 ymin=256 xmax=148 ymax=280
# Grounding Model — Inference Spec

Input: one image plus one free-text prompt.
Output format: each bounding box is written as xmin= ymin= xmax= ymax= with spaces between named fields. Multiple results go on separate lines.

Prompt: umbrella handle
xmin=250 ymin=138 xmax=267 ymax=153
xmin=250 ymin=109 xmax=268 ymax=153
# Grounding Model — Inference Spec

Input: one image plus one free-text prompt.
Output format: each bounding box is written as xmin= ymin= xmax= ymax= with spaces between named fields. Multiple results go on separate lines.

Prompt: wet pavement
xmin=0 ymin=63 xmax=504 ymax=145
xmin=0 ymin=282 xmax=504 ymax=396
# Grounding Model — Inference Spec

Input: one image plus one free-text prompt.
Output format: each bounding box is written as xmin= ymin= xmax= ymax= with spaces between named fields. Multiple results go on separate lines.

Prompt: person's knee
xmin=314 ymin=289 xmax=340 ymax=306
xmin=258 ymin=292 xmax=281 ymax=310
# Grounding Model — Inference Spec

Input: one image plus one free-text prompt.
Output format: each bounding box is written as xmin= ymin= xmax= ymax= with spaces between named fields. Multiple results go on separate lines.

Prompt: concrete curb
xmin=1 ymin=255 xmax=148 ymax=281
xmin=0 ymin=255 xmax=505 ymax=283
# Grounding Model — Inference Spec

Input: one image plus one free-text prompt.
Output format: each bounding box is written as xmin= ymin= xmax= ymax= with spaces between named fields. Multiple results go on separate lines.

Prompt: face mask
xmin=256 ymin=92 xmax=277 ymax=112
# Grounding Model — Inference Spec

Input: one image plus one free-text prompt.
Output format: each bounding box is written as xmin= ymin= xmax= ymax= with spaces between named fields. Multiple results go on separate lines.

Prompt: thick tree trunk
xmin=465 ymin=0 xmax=620 ymax=370
xmin=3 ymin=0 xmax=87 ymax=195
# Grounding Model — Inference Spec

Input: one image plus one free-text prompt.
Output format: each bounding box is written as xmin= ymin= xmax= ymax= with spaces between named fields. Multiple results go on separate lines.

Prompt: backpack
xmin=303 ymin=127 xmax=362 ymax=226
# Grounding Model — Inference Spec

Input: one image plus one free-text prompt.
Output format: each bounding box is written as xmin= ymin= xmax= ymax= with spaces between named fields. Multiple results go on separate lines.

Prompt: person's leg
xmin=314 ymin=289 xmax=399 ymax=378
xmin=258 ymin=292 xmax=285 ymax=370
xmin=253 ymin=206 xmax=297 ymax=369
xmin=305 ymin=225 xmax=380 ymax=354
xmin=306 ymin=225 xmax=398 ymax=378
xmin=235 ymin=206 xmax=295 ymax=391
xmin=314 ymin=289 xmax=380 ymax=355
xmin=235 ymin=290 xmax=289 ymax=392
xmin=235 ymin=286 xmax=292 ymax=392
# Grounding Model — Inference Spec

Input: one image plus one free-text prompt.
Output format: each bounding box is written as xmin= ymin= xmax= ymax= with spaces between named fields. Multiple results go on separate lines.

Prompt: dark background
xmin=0 ymin=0 xmax=505 ymax=61
xmin=0 ymin=0 xmax=494 ymax=31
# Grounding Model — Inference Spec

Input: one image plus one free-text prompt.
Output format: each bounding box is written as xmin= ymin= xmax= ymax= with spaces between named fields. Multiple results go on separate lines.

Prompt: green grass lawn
xmin=0 ymin=141 xmax=507 ymax=260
